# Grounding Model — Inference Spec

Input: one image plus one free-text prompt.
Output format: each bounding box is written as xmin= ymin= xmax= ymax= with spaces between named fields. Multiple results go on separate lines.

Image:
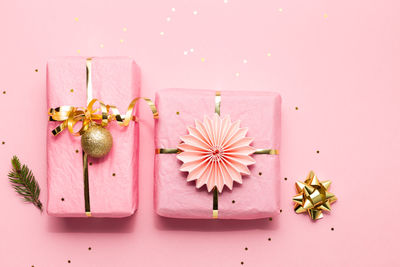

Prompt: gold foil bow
xmin=49 ymin=98 xmax=158 ymax=136
xmin=293 ymin=171 xmax=337 ymax=220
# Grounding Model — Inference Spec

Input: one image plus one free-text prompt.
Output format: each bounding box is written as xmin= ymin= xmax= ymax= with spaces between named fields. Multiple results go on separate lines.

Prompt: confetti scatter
xmin=100 ymin=44 xmax=104 ymax=48
xmin=235 ymin=72 xmax=240 ymax=77
xmin=193 ymin=10 xmax=198 ymax=15
xmin=183 ymin=51 xmax=188 ymax=55
xmin=77 ymin=49 xmax=81 ymax=54
xmin=201 ymin=57 xmax=205 ymax=62
xmin=74 ymin=17 xmax=79 ymax=22
xmin=171 ymin=7 xmax=176 ymax=12
xmin=324 ymin=13 xmax=328 ymax=19
xmin=166 ymin=17 xmax=171 ymax=22
xmin=123 ymin=27 xmax=127 ymax=32
xmin=224 ymin=0 xmax=228 ymax=3
xmin=190 ymin=48 xmax=194 ymax=53
xmin=278 ymin=8 xmax=283 ymax=12
xmin=267 ymin=52 xmax=272 ymax=57
xmin=243 ymin=59 xmax=248 ymax=64
xmin=160 ymin=31 xmax=165 ymax=36
xmin=120 ymin=39 xmax=124 ymax=43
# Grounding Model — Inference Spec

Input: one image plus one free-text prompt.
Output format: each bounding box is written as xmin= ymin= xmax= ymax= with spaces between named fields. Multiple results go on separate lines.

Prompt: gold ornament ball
xmin=81 ymin=124 xmax=113 ymax=158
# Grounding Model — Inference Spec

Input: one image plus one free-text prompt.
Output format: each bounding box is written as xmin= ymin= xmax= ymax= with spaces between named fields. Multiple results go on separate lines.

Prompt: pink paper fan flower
xmin=177 ymin=114 xmax=256 ymax=193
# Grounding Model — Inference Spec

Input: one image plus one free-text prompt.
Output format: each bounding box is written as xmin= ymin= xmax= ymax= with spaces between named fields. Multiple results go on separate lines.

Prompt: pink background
xmin=0 ymin=0 xmax=399 ymax=266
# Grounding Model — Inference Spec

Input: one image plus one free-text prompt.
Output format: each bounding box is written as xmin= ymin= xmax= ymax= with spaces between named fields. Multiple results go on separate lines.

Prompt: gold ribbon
xmin=49 ymin=97 xmax=158 ymax=137
xmin=49 ymin=58 xmax=158 ymax=217
xmin=293 ymin=171 xmax=337 ymax=220
xmin=156 ymin=91 xmax=279 ymax=219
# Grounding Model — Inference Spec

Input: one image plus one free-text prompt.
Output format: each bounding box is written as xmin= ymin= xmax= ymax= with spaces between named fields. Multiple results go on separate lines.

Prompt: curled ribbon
xmin=49 ymin=97 xmax=159 ymax=136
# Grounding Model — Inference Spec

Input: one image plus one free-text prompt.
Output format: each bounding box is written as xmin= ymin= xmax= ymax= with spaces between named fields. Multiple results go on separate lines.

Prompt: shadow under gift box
xmin=47 ymin=57 xmax=140 ymax=217
xmin=154 ymin=89 xmax=281 ymax=220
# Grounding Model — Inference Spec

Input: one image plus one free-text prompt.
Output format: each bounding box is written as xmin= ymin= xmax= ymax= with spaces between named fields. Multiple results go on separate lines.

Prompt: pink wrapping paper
xmin=47 ymin=57 xmax=140 ymax=217
xmin=154 ymin=89 xmax=281 ymax=219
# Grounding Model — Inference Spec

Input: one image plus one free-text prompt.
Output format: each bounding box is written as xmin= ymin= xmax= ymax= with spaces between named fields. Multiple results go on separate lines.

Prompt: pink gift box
xmin=47 ymin=57 xmax=140 ymax=217
xmin=154 ymin=88 xmax=281 ymax=219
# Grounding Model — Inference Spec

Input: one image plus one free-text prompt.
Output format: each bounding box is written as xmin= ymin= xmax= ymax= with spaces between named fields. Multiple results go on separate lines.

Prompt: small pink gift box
xmin=154 ymin=89 xmax=281 ymax=219
xmin=47 ymin=57 xmax=140 ymax=217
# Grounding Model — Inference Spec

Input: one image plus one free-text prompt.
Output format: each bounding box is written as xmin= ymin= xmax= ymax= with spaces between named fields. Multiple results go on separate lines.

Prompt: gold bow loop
xmin=49 ymin=97 xmax=158 ymax=137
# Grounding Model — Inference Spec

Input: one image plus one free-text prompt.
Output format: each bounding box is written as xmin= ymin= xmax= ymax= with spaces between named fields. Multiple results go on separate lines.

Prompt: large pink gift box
xmin=47 ymin=57 xmax=140 ymax=217
xmin=154 ymin=89 xmax=281 ymax=219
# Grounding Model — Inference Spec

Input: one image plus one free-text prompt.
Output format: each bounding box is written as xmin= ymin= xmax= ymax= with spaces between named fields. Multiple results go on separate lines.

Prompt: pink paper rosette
xmin=177 ymin=114 xmax=256 ymax=193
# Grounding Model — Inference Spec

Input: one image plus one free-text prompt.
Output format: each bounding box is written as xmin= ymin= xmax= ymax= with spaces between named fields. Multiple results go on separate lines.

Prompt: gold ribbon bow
xmin=293 ymin=171 xmax=337 ymax=220
xmin=49 ymin=98 xmax=158 ymax=136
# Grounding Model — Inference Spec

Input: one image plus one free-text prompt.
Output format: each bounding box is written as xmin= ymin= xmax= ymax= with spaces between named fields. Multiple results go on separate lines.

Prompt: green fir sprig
xmin=8 ymin=156 xmax=43 ymax=212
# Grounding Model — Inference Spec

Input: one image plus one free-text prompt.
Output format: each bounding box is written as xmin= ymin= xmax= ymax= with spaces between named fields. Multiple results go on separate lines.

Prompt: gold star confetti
xmin=77 ymin=49 xmax=81 ymax=54
xmin=100 ymin=44 xmax=104 ymax=48
xmin=267 ymin=52 xmax=272 ymax=57
xmin=235 ymin=72 xmax=240 ymax=77
xmin=278 ymin=8 xmax=283 ymax=12
xmin=74 ymin=17 xmax=79 ymax=22
xmin=123 ymin=27 xmax=127 ymax=32
xmin=293 ymin=171 xmax=337 ymax=220
xmin=160 ymin=31 xmax=165 ymax=36
xmin=323 ymin=13 xmax=328 ymax=19
xmin=201 ymin=57 xmax=205 ymax=62
xmin=120 ymin=39 xmax=124 ymax=43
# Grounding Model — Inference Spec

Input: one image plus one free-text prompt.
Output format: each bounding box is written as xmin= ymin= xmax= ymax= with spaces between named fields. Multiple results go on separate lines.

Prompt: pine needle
xmin=8 ymin=156 xmax=43 ymax=212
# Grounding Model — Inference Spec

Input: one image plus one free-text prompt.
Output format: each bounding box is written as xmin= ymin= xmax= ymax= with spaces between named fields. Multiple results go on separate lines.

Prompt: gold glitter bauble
xmin=81 ymin=124 xmax=113 ymax=158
